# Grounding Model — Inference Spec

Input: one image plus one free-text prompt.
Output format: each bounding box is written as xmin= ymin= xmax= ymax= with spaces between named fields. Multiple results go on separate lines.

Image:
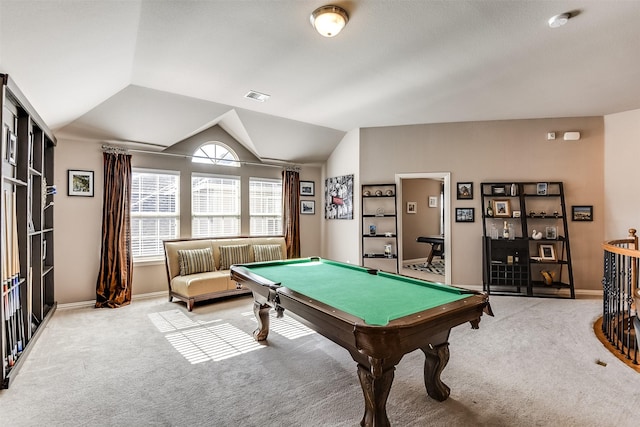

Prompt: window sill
xmin=133 ymin=257 xmax=165 ymax=267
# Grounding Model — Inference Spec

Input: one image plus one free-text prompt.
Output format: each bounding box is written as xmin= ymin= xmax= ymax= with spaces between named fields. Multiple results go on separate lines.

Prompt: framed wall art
xmin=300 ymin=181 xmax=315 ymax=196
xmin=457 ymin=182 xmax=473 ymax=200
xmin=572 ymin=205 xmax=593 ymax=221
xmin=455 ymin=207 xmax=475 ymax=223
xmin=301 ymin=200 xmax=315 ymax=215
xmin=68 ymin=169 xmax=94 ymax=197
xmin=407 ymin=202 xmax=417 ymax=214
xmin=325 ymin=174 xmax=353 ymax=219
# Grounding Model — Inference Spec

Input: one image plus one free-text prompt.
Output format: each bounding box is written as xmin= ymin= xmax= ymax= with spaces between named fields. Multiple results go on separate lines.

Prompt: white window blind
xmin=192 ymin=175 xmax=240 ymax=237
xmin=249 ymin=178 xmax=283 ymax=236
xmin=131 ymin=170 xmax=179 ymax=259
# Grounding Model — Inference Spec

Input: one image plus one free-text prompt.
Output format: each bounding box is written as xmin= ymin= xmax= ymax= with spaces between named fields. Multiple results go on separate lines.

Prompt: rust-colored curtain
xmin=282 ymin=169 xmax=300 ymax=259
xmin=95 ymin=152 xmax=133 ymax=308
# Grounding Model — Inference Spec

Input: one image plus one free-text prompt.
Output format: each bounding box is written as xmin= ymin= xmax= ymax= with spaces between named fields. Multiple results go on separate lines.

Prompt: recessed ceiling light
xmin=548 ymin=13 xmax=570 ymax=28
xmin=244 ymin=90 xmax=270 ymax=102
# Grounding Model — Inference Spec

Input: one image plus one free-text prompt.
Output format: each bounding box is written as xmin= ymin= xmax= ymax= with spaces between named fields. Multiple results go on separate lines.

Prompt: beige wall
xmin=402 ymin=179 xmax=442 ymax=260
xmin=604 ymin=108 xmax=640 ymax=240
xmin=54 ymin=126 xmax=322 ymax=304
xmin=322 ymin=128 xmax=360 ymax=264
xmin=359 ymin=117 xmax=605 ymax=292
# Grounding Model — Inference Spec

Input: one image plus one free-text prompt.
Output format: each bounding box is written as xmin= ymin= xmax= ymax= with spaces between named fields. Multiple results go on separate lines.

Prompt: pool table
xmin=230 ymin=257 xmax=492 ymax=426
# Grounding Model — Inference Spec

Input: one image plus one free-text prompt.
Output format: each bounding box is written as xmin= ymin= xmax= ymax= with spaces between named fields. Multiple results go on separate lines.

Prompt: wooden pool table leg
xmin=421 ymin=342 xmax=451 ymax=401
xmin=357 ymin=359 xmax=394 ymax=427
xmin=253 ymin=301 xmax=271 ymax=341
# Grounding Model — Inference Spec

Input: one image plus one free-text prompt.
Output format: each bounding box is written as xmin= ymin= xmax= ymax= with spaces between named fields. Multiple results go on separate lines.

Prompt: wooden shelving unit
xmin=481 ymin=181 xmax=574 ymax=298
xmin=361 ymin=183 xmax=398 ymax=273
xmin=1 ymin=73 xmax=56 ymax=388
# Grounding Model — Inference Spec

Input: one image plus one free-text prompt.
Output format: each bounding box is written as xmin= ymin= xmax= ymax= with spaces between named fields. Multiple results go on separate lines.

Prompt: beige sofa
xmin=163 ymin=236 xmax=287 ymax=311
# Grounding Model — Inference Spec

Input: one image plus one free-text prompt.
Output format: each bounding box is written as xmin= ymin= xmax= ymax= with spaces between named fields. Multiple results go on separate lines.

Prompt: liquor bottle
xmin=486 ymin=203 xmax=494 ymax=217
xmin=502 ymin=220 xmax=509 ymax=239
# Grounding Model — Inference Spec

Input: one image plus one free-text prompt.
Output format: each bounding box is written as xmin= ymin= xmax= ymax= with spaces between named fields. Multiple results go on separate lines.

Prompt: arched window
xmin=192 ymin=142 xmax=240 ymax=167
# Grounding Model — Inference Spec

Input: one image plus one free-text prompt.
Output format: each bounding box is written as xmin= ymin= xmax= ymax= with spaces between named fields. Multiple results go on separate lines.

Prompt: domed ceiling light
xmin=310 ymin=5 xmax=349 ymax=37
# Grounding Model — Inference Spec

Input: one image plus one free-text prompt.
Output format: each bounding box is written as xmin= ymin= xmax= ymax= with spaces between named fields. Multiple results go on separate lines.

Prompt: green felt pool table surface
xmin=240 ymin=258 xmax=474 ymax=326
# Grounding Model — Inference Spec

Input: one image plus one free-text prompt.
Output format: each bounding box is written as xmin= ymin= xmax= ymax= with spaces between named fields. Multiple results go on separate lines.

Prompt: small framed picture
xmin=538 ymin=243 xmax=556 ymax=261
xmin=572 ymin=205 xmax=593 ymax=221
xmin=407 ymin=201 xmax=417 ymax=214
xmin=455 ymin=207 xmax=475 ymax=223
xmin=428 ymin=196 xmax=438 ymax=208
xmin=68 ymin=169 xmax=94 ymax=197
xmin=300 ymin=181 xmax=315 ymax=196
xmin=491 ymin=185 xmax=506 ymax=196
xmin=369 ymin=224 xmax=377 ymax=235
xmin=457 ymin=182 xmax=473 ymax=200
xmin=301 ymin=200 xmax=315 ymax=215
xmin=6 ymin=128 xmax=17 ymax=165
xmin=492 ymin=199 xmax=511 ymax=217
xmin=537 ymin=182 xmax=548 ymax=195
xmin=545 ymin=226 xmax=557 ymax=239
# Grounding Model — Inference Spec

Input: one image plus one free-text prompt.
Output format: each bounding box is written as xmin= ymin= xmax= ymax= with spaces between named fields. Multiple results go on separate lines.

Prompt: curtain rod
xmin=103 ymin=146 xmax=292 ymax=169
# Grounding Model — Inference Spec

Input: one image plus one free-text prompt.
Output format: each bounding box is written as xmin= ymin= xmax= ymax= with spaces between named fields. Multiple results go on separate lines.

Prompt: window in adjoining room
xmin=192 ymin=142 xmax=240 ymax=167
xmin=192 ymin=174 xmax=241 ymax=237
xmin=131 ymin=169 xmax=180 ymax=259
xmin=249 ymin=177 xmax=283 ymax=236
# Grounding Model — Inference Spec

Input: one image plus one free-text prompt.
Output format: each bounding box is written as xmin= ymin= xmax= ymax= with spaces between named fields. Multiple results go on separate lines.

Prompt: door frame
xmin=395 ymin=172 xmax=451 ymax=284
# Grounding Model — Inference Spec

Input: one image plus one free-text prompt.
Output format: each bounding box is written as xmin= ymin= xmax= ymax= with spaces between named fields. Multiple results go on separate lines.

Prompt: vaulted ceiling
xmin=1 ymin=1 xmax=639 ymax=163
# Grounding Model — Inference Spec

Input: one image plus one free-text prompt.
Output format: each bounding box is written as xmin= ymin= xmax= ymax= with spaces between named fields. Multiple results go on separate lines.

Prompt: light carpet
xmin=1 ymin=294 xmax=639 ymax=426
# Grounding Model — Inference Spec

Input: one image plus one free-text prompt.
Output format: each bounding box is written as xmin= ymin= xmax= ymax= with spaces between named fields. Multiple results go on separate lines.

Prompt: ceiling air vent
xmin=244 ymin=90 xmax=270 ymax=102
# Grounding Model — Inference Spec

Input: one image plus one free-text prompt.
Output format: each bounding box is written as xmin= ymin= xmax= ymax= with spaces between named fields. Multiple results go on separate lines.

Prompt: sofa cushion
xmin=219 ymin=244 xmax=251 ymax=270
xmin=171 ymin=271 xmax=230 ymax=297
xmin=178 ymin=247 xmax=215 ymax=276
xmin=253 ymin=244 xmax=284 ymax=262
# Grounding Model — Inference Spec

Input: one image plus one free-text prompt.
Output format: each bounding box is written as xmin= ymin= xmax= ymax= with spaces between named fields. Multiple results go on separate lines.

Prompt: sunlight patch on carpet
xmin=165 ymin=323 xmax=263 ymax=364
xmin=241 ymin=311 xmax=316 ymax=340
xmin=148 ymin=309 xmax=221 ymax=332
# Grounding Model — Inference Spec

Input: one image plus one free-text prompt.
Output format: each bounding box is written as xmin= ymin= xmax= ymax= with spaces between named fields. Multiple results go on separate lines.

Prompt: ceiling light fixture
xmin=310 ymin=5 xmax=349 ymax=37
xmin=548 ymin=13 xmax=570 ymax=28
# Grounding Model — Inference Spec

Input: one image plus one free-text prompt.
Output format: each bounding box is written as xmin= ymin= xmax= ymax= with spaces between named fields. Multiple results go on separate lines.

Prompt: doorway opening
xmin=395 ymin=173 xmax=451 ymax=285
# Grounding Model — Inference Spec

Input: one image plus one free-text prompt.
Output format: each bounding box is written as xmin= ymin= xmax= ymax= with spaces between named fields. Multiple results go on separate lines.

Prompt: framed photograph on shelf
xmin=545 ymin=226 xmax=557 ymax=239
xmin=455 ymin=207 xmax=475 ymax=223
xmin=537 ymin=182 xmax=548 ymax=195
xmin=492 ymin=199 xmax=511 ymax=217
xmin=538 ymin=243 xmax=556 ymax=261
xmin=572 ymin=205 xmax=593 ymax=221
xmin=68 ymin=169 xmax=94 ymax=197
xmin=406 ymin=201 xmax=417 ymax=214
xmin=301 ymin=200 xmax=315 ymax=215
xmin=300 ymin=181 xmax=315 ymax=196
xmin=6 ymin=128 xmax=17 ymax=165
xmin=457 ymin=182 xmax=473 ymax=200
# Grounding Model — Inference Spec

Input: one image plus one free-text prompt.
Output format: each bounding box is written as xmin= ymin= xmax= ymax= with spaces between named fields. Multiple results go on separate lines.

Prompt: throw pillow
xmin=253 ymin=244 xmax=283 ymax=262
xmin=219 ymin=244 xmax=251 ymax=270
xmin=178 ymin=247 xmax=215 ymax=276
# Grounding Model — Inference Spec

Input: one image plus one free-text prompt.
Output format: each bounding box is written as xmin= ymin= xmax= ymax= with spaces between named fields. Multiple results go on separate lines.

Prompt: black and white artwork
xmin=325 ymin=174 xmax=354 ymax=220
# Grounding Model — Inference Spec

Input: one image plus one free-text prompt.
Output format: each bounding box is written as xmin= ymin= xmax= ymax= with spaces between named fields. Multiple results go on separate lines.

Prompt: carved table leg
xmin=253 ymin=301 xmax=271 ymax=341
xmin=421 ymin=342 xmax=450 ymax=401
xmin=357 ymin=361 xmax=394 ymax=427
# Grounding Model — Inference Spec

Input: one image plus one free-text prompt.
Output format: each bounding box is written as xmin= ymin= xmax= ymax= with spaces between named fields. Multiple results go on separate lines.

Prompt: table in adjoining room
xmin=416 ymin=235 xmax=444 ymax=266
xmin=231 ymin=257 xmax=492 ymax=426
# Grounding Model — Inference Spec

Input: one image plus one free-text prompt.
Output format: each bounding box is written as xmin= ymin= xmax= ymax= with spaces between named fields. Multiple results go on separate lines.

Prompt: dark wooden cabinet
xmin=361 ymin=183 xmax=398 ymax=273
xmin=1 ymin=74 xmax=56 ymax=388
xmin=481 ymin=181 xmax=574 ymax=298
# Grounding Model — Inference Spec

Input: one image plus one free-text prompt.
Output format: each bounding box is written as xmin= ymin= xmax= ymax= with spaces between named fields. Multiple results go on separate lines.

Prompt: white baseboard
xmin=57 ymin=290 xmax=169 ymax=311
